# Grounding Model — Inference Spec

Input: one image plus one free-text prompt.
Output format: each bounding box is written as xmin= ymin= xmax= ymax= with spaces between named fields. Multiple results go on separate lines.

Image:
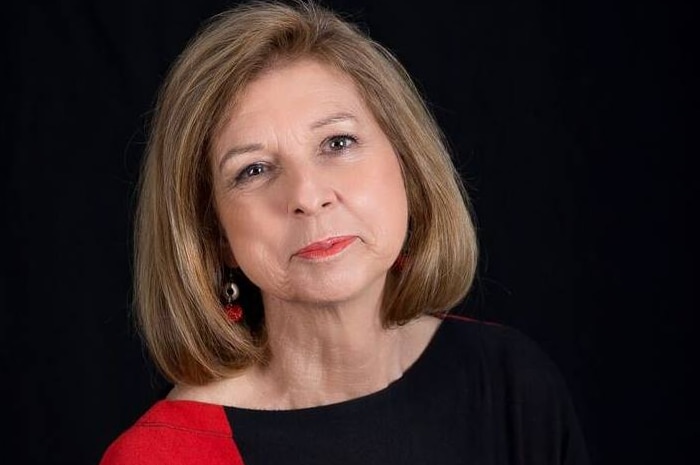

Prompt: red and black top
xmin=100 ymin=316 xmax=590 ymax=465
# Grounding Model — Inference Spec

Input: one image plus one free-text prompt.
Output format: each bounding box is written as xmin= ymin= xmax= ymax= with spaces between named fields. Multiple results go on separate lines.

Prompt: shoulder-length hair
xmin=136 ymin=0 xmax=478 ymax=385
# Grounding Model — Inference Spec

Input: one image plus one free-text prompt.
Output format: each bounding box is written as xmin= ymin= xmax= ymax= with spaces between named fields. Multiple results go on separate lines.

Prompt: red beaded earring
xmin=223 ymin=272 xmax=244 ymax=323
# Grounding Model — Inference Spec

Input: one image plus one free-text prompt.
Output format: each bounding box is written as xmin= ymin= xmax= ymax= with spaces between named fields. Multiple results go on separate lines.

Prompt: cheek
xmin=356 ymin=155 xmax=409 ymax=248
xmin=384 ymin=172 xmax=410 ymax=242
xmin=220 ymin=203 xmax=266 ymax=261
xmin=219 ymin=203 xmax=289 ymax=286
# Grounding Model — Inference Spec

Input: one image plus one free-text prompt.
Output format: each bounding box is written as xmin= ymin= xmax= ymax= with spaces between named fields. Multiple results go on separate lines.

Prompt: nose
xmin=285 ymin=168 xmax=336 ymax=216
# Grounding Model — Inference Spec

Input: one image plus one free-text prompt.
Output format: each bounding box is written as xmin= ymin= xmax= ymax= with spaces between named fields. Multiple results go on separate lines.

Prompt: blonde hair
xmin=136 ymin=0 xmax=478 ymax=385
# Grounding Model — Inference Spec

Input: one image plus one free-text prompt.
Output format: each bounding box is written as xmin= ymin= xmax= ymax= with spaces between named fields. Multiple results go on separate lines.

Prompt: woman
xmin=100 ymin=1 xmax=589 ymax=464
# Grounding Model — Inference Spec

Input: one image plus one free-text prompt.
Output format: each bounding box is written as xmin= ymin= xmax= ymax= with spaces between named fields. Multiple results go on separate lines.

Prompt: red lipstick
xmin=294 ymin=236 xmax=357 ymax=260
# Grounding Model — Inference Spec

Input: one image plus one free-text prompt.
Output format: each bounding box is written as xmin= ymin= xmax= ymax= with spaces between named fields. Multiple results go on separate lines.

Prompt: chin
xmin=282 ymin=266 xmax=389 ymax=307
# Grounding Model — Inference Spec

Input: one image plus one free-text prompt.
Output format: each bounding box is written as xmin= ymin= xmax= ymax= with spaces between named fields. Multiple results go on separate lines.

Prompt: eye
xmin=323 ymin=134 xmax=357 ymax=153
xmin=235 ymin=162 xmax=267 ymax=183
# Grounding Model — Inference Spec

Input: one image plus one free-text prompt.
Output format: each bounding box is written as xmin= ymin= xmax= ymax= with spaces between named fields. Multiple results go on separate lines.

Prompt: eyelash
xmin=235 ymin=163 xmax=268 ymax=182
xmin=232 ymin=134 xmax=359 ymax=186
xmin=323 ymin=134 xmax=358 ymax=153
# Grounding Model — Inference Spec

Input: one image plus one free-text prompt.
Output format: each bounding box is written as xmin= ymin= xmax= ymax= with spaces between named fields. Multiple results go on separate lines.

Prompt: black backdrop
xmin=4 ymin=1 xmax=694 ymax=464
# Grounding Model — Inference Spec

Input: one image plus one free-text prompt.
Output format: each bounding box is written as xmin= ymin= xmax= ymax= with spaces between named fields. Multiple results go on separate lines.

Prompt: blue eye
xmin=324 ymin=134 xmax=357 ymax=152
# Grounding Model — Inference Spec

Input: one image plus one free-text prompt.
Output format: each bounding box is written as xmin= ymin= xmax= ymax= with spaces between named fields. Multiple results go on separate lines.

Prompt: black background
xmin=4 ymin=0 xmax=694 ymax=464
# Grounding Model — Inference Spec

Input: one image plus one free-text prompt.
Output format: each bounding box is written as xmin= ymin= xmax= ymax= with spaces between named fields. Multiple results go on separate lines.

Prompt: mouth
xmin=293 ymin=236 xmax=358 ymax=260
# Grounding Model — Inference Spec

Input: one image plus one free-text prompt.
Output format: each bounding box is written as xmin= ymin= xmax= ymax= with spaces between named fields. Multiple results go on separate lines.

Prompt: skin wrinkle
xmin=175 ymin=58 xmax=437 ymax=409
xmin=213 ymin=59 xmax=406 ymax=304
xmin=136 ymin=3 xmax=478 ymax=390
xmin=218 ymin=111 xmax=358 ymax=173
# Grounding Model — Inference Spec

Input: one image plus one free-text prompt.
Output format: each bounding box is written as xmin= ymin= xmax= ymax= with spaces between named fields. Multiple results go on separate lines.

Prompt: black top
xmin=225 ymin=316 xmax=590 ymax=465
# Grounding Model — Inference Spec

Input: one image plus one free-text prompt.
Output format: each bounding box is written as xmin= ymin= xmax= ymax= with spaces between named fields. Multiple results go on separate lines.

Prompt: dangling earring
xmin=223 ymin=271 xmax=244 ymax=323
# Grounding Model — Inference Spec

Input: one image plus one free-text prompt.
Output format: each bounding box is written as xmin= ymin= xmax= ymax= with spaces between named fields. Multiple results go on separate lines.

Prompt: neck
xmin=165 ymin=296 xmax=441 ymax=410
xmin=254 ymin=293 xmax=409 ymax=409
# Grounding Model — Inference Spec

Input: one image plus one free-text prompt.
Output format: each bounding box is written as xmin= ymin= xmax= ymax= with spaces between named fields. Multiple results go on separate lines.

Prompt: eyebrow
xmin=309 ymin=112 xmax=357 ymax=130
xmin=218 ymin=112 xmax=357 ymax=172
xmin=218 ymin=143 xmax=264 ymax=173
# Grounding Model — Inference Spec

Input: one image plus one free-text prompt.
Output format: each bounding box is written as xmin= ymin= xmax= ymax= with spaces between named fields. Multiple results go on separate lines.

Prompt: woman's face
xmin=211 ymin=59 xmax=408 ymax=306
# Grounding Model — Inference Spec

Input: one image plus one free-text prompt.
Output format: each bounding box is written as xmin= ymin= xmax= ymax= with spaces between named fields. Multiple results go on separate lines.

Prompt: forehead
xmin=218 ymin=59 xmax=370 ymax=142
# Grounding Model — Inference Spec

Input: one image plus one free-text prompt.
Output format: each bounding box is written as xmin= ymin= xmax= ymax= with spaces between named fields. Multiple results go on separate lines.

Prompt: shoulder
xmin=436 ymin=314 xmax=591 ymax=464
xmin=435 ymin=313 xmax=574 ymax=416
xmin=99 ymin=400 xmax=244 ymax=465
xmin=441 ymin=314 xmax=553 ymax=368
xmin=438 ymin=313 xmax=562 ymax=381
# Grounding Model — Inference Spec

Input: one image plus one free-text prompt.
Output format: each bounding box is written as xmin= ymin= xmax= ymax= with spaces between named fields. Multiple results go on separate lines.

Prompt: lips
xmin=294 ymin=236 xmax=357 ymax=260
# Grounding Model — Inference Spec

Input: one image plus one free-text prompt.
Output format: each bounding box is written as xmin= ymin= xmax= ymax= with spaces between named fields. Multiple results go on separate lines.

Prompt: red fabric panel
xmin=100 ymin=400 xmax=245 ymax=465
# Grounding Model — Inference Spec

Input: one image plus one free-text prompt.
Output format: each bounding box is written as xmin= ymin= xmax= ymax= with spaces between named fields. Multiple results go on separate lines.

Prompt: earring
xmin=223 ymin=271 xmax=244 ymax=323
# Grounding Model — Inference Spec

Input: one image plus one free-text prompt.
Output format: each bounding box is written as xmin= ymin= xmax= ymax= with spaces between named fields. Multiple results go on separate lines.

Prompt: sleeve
xmin=99 ymin=426 xmax=165 ymax=465
xmin=98 ymin=401 xmax=246 ymax=465
xmin=480 ymin=324 xmax=591 ymax=465
xmin=99 ymin=423 xmax=246 ymax=465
